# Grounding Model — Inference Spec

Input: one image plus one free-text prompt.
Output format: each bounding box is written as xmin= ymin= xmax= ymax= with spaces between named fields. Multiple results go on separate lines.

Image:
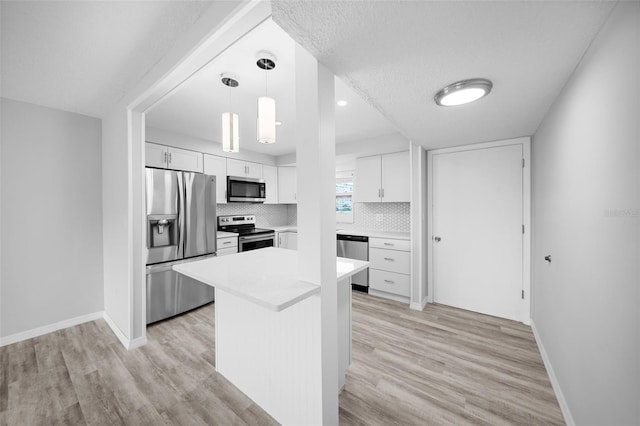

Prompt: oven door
xmin=239 ymin=234 xmax=276 ymax=252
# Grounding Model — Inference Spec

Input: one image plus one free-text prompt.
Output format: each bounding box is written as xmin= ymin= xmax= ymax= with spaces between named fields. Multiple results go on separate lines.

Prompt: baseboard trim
xmin=530 ymin=320 xmax=575 ymax=426
xmin=102 ymin=312 xmax=147 ymax=350
xmin=409 ymin=296 xmax=429 ymax=311
xmin=0 ymin=311 xmax=104 ymax=347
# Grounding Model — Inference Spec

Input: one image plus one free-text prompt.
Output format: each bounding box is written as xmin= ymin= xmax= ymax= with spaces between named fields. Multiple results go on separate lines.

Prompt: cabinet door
xmin=145 ymin=142 xmax=168 ymax=168
xmin=245 ymin=162 xmax=263 ymax=179
xmin=262 ymin=165 xmax=279 ymax=204
xmin=381 ymin=151 xmax=410 ymax=202
xmin=354 ymin=155 xmax=381 ymax=202
xmin=167 ymin=146 xmax=203 ymax=173
xmin=288 ymin=232 xmax=298 ymax=250
xmin=277 ymin=166 xmax=297 ymax=204
xmin=226 ymin=158 xmax=247 ymax=177
xmin=203 ymin=154 xmax=227 ymax=204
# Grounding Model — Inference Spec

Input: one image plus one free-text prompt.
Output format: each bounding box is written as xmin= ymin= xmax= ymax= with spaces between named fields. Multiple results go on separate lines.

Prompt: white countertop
xmin=271 ymin=226 xmax=410 ymax=241
xmin=173 ymin=247 xmax=369 ymax=312
xmin=217 ymin=231 xmax=238 ymax=238
xmin=336 ymin=229 xmax=410 ymax=240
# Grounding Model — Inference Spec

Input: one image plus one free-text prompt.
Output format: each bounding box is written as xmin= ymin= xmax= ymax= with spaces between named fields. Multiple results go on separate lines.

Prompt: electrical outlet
xmin=375 ymin=214 xmax=384 ymax=222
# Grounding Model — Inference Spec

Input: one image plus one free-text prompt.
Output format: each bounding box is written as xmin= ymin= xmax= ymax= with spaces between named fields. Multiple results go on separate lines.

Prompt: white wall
xmin=0 ymin=98 xmax=104 ymax=339
xmin=532 ymin=3 xmax=639 ymax=425
xmin=101 ymin=106 xmax=132 ymax=341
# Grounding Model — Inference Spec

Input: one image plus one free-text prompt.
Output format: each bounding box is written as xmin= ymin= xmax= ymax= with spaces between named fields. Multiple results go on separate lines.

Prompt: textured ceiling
xmin=272 ymin=0 xmax=615 ymax=149
xmin=146 ymin=19 xmax=398 ymax=156
xmin=1 ymin=1 xmax=213 ymax=118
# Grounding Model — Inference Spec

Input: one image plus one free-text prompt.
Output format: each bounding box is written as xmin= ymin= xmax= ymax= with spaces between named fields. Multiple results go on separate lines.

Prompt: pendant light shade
xmin=256 ymin=52 xmax=276 ymax=145
xmin=221 ymin=73 xmax=239 ymax=153
xmin=222 ymin=112 xmax=239 ymax=153
xmin=257 ymin=96 xmax=276 ymax=144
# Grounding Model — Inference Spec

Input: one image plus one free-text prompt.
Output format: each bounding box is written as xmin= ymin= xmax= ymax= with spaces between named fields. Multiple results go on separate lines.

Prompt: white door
xmin=167 ymin=147 xmax=203 ymax=173
xmin=262 ymin=165 xmax=279 ymax=204
xmin=354 ymin=155 xmax=381 ymax=202
xmin=381 ymin=151 xmax=410 ymax=202
xmin=278 ymin=167 xmax=297 ymax=204
xmin=433 ymin=144 xmax=523 ymax=321
xmin=203 ymin=154 xmax=227 ymax=204
xmin=245 ymin=162 xmax=263 ymax=179
xmin=145 ymin=142 xmax=168 ymax=168
xmin=226 ymin=158 xmax=247 ymax=177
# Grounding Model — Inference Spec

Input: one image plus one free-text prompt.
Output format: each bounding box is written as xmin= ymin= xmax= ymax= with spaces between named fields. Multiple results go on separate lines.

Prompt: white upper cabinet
xmin=227 ymin=158 xmax=263 ymax=179
xmin=353 ymin=156 xmax=382 ymax=202
xmin=145 ymin=142 xmax=203 ymax=173
xmin=278 ymin=166 xmax=297 ymax=204
xmin=203 ymin=154 xmax=228 ymax=204
xmin=262 ymin=164 xmax=279 ymax=204
xmin=145 ymin=142 xmax=168 ymax=169
xmin=354 ymin=151 xmax=410 ymax=203
xmin=381 ymin=151 xmax=410 ymax=202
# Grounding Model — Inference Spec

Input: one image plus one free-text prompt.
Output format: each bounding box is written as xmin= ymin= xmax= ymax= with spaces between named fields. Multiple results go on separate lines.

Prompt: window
xmin=336 ymin=172 xmax=354 ymax=223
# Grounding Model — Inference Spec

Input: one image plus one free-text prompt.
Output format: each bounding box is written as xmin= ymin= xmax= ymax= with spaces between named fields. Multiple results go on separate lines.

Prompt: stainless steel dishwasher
xmin=337 ymin=234 xmax=369 ymax=292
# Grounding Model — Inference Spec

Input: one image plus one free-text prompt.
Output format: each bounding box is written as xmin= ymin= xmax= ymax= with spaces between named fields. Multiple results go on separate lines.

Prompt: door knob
xmin=434 ymin=236 xmax=441 ymax=242
xmin=544 ymin=255 xmax=552 ymax=263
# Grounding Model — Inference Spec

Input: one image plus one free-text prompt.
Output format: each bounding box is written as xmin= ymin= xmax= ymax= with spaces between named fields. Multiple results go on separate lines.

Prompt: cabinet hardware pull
xmin=384 ymin=242 xmax=394 ymax=246
xmin=384 ymin=257 xmax=395 ymax=261
xmin=384 ymin=280 xmax=395 ymax=284
xmin=382 ymin=188 xmax=384 ymax=198
xmin=378 ymin=188 xmax=381 ymax=198
xmin=168 ymin=152 xmax=172 ymax=163
xmin=223 ymin=241 xmax=231 ymax=245
xmin=163 ymin=152 xmax=167 ymax=163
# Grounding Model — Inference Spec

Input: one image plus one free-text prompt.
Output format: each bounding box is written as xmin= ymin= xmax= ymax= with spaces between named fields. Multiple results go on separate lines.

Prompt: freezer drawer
xmin=146 ymin=261 xmax=214 ymax=324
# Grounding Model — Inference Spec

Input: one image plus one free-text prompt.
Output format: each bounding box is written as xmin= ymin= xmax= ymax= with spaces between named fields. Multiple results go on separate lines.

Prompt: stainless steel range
xmin=217 ymin=215 xmax=276 ymax=252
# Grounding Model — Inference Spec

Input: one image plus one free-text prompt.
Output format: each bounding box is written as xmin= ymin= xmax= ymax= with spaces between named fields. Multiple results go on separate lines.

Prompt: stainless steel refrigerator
xmin=145 ymin=168 xmax=216 ymax=324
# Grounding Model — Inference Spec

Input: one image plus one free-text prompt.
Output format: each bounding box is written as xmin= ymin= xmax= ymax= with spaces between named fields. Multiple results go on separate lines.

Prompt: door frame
xmin=426 ymin=137 xmax=531 ymax=324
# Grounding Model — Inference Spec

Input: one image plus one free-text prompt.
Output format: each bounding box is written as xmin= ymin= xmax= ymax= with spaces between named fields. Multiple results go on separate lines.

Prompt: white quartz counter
xmin=337 ymin=229 xmax=410 ymax=240
xmin=173 ymin=247 xmax=369 ymax=312
xmin=217 ymin=231 xmax=238 ymax=238
xmin=273 ymin=226 xmax=410 ymax=241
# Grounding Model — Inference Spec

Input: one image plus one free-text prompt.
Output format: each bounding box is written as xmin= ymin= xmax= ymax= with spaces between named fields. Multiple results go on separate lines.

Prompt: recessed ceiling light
xmin=275 ymin=121 xmax=282 ymax=126
xmin=337 ymin=100 xmax=348 ymax=107
xmin=435 ymin=78 xmax=492 ymax=106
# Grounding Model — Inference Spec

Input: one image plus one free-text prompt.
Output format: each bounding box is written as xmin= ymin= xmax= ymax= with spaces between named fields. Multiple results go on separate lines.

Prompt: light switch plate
xmin=375 ymin=214 xmax=383 ymax=222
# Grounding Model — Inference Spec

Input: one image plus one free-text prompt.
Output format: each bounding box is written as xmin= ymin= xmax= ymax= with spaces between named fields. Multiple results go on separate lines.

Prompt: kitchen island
xmin=173 ymin=247 xmax=369 ymax=425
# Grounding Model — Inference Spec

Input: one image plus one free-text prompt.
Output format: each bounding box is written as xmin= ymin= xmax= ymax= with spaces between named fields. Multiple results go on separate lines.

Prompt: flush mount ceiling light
xmin=435 ymin=78 xmax=493 ymax=106
xmin=221 ymin=73 xmax=240 ymax=153
xmin=337 ymin=100 xmax=348 ymax=107
xmin=256 ymin=51 xmax=276 ymax=145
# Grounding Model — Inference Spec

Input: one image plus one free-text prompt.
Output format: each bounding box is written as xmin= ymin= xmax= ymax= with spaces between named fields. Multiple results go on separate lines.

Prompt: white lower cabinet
xmin=369 ymin=237 xmax=411 ymax=299
xmin=217 ymin=235 xmax=238 ymax=256
xmin=277 ymin=231 xmax=297 ymax=250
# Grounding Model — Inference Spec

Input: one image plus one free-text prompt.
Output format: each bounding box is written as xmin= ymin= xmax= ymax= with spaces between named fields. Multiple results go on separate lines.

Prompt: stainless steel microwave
xmin=227 ymin=176 xmax=266 ymax=203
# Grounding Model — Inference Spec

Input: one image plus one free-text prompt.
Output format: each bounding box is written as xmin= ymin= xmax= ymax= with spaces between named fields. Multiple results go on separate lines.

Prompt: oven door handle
xmin=239 ymin=234 xmax=275 ymax=243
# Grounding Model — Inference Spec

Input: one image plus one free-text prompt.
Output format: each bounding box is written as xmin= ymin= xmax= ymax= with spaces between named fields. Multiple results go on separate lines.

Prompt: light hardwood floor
xmin=0 ymin=292 xmax=563 ymax=425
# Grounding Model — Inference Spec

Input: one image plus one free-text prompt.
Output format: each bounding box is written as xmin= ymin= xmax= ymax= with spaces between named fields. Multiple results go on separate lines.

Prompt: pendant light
xmin=221 ymin=73 xmax=239 ymax=153
xmin=256 ymin=52 xmax=276 ymax=145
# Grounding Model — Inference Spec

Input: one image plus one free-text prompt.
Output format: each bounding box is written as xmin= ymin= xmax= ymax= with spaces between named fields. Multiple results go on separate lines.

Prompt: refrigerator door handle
xmin=177 ymin=172 xmax=185 ymax=259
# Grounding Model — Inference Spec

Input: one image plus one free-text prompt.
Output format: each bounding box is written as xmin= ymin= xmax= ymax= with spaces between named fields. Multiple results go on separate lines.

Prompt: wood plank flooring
xmin=0 ymin=292 xmax=563 ymax=425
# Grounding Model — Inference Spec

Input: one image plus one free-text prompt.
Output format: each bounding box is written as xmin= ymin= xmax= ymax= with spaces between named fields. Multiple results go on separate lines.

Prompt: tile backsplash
xmin=217 ymin=203 xmax=289 ymax=227
xmin=286 ymin=202 xmax=410 ymax=232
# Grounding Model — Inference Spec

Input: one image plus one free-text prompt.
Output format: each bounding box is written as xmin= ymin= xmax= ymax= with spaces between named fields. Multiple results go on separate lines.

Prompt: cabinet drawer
xmin=217 ymin=237 xmax=238 ymax=249
xmin=217 ymin=247 xmax=238 ymax=256
xmin=369 ymin=269 xmax=410 ymax=297
xmin=369 ymin=248 xmax=410 ymax=274
xmin=369 ymin=237 xmax=410 ymax=251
